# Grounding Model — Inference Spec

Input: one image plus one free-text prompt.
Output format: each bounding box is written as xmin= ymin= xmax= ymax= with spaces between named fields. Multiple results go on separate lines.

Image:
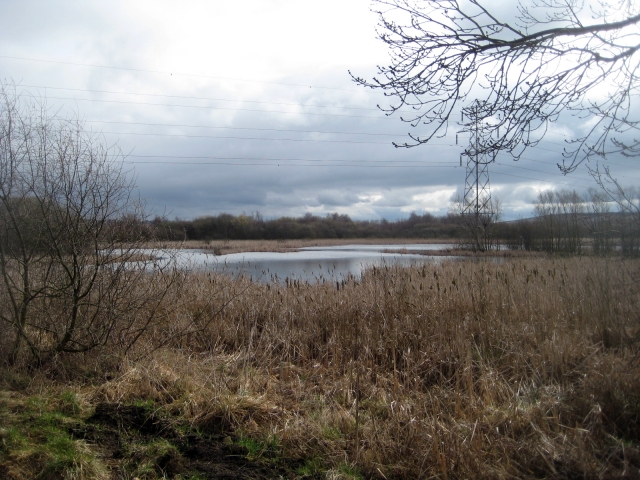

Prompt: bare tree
xmin=0 ymin=83 xmax=180 ymax=367
xmin=352 ymin=0 xmax=640 ymax=170
xmin=584 ymin=188 xmax=614 ymax=253
xmin=450 ymin=194 xmax=502 ymax=251
xmin=556 ymin=189 xmax=585 ymax=253
xmin=534 ymin=190 xmax=560 ymax=252
xmin=532 ymin=189 xmax=587 ymax=252
xmin=591 ymin=165 xmax=640 ymax=254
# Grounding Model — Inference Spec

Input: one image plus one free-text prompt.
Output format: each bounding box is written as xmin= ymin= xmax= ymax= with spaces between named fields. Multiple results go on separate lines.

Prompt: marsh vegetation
xmin=2 ymin=256 xmax=639 ymax=478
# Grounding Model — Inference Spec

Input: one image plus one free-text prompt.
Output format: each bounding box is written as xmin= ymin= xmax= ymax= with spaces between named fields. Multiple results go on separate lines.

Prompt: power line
xmin=20 ymin=84 xmax=379 ymax=111
xmin=91 ymin=122 xmax=640 ymax=167
xmin=458 ymin=130 xmax=639 ymax=167
xmin=521 ymin=157 xmax=570 ymax=167
xmin=86 ymin=120 xmax=401 ymax=137
xmin=37 ymin=95 xmax=392 ymax=120
xmin=496 ymin=158 xmax=595 ymax=184
xmin=517 ymin=147 xmax=639 ymax=172
xmin=116 ymin=152 xmax=634 ymax=178
xmin=25 ymin=91 xmax=640 ymax=166
xmin=491 ymin=171 xmax=591 ymax=189
xmin=498 ymin=150 xmax=639 ymax=172
xmin=121 ymin=154 xmax=455 ymax=165
xmin=0 ymin=54 xmax=361 ymax=91
xmin=101 ymin=131 xmax=393 ymax=145
xmin=114 ymin=150 xmax=614 ymax=183
xmin=32 ymin=86 xmax=640 ymax=169
xmin=10 ymin=69 xmax=638 ymax=173
xmin=570 ymin=157 xmax=638 ymax=171
xmin=119 ymin=153 xmax=631 ymax=180
xmin=123 ymin=159 xmax=458 ymax=168
xmin=101 ymin=130 xmax=456 ymax=146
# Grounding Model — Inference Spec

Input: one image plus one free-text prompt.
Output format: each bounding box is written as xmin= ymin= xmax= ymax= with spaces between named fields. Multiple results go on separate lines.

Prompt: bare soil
xmin=69 ymin=402 xmax=315 ymax=479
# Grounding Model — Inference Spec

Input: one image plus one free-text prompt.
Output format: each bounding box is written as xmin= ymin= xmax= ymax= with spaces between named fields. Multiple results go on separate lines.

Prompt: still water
xmin=158 ymin=244 xmax=456 ymax=284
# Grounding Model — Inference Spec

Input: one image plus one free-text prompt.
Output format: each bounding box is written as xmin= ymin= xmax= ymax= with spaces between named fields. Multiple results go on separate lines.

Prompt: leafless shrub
xmin=0 ymin=82 xmax=184 ymax=367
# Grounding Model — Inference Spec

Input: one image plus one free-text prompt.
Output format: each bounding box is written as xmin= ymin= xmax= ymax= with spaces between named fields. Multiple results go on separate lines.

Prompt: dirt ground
xmin=72 ymin=403 xmax=318 ymax=479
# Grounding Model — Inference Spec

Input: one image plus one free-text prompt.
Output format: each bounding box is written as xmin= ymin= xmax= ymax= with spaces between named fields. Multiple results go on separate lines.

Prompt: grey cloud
xmin=317 ymin=191 xmax=361 ymax=207
xmin=2 ymin=0 xmax=636 ymax=223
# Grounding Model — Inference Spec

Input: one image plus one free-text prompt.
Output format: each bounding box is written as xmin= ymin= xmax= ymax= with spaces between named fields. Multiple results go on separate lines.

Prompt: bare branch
xmin=353 ymin=0 xmax=640 ymax=169
xmin=0 ymin=81 xmax=183 ymax=367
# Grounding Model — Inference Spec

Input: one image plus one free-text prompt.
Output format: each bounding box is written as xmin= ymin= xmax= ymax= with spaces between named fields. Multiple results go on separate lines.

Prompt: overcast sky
xmin=1 ymin=0 xmax=638 ymax=221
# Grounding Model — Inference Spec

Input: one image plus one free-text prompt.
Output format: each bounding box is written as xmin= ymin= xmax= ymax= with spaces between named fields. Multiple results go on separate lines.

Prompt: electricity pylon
xmin=459 ymin=100 xmax=496 ymax=221
xmin=457 ymin=100 xmax=498 ymax=250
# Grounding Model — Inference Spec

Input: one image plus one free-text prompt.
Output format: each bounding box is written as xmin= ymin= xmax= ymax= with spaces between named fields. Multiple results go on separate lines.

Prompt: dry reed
xmin=82 ymin=256 xmax=640 ymax=478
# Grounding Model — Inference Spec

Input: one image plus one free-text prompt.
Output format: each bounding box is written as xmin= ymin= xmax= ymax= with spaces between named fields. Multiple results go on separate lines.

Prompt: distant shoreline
xmin=143 ymin=238 xmax=545 ymax=257
xmin=146 ymin=237 xmax=457 ymax=255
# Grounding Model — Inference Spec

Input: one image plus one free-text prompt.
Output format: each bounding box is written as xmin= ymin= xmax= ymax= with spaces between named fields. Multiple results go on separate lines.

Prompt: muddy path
xmin=70 ymin=402 xmax=317 ymax=480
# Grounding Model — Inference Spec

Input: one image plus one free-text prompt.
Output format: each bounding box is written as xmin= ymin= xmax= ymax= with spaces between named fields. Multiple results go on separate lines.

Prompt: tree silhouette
xmin=352 ymin=0 xmax=640 ymax=170
xmin=0 ymin=83 xmax=180 ymax=366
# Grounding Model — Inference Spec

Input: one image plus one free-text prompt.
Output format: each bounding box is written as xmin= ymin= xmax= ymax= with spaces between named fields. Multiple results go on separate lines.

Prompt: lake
xmin=157 ymin=244 xmax=456 ymax=283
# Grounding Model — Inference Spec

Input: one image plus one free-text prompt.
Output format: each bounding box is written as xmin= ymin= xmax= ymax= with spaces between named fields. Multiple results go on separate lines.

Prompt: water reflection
xmin=162 ymin=244 xmax=456 ymax=284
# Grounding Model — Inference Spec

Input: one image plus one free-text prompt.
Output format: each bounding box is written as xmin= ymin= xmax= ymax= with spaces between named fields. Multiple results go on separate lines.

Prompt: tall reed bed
xmin=28 ymin=258 xmax=640 ymax=477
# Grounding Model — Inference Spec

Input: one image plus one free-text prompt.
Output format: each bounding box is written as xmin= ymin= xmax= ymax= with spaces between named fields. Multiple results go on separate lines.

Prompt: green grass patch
xmin=123 ymin=439 xmax=176 ymax=478
xmin=58 ymin=390 xmax=81 ymax=416
xmin=337 ymin=461 xmax=364 ymax=479
xmin=297 ymin=457 xmax=325 ymax=476
xmin=236 ymin=432 xmax=281 ymax=460
xmin=321 ymin=425 xmax=344 ymax=440
xmin=0 ymin=391 xmax=108 ymax=479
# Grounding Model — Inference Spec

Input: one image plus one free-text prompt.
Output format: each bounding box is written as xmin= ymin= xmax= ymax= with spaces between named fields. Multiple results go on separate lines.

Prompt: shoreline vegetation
xmin=2 ymin=249 xmax=639 ymax=479
xmin=147 ymin=238 xmax=544 ymax=257
xmin=151 ymin=198 xmax=640 ymax=256
xmin=148 ymin=238 xmax=457 ymax=256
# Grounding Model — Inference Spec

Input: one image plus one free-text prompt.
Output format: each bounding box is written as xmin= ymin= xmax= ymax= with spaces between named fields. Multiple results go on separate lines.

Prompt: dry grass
xmin=384 ymin=247 xmax=543 ymax=257
xmin=76 ymin=256 xmax=638 ymax=478
xmin=2 ymin=256 xmax=639 ymax=478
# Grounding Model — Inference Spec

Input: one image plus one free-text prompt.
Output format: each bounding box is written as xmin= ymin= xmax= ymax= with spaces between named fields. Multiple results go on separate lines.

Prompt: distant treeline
xmin=152 ymin=187 xmax=640 ymax=256
xmin=152 ymin=211 xmax=462 ymax=241
xmin=497 ymin=189 xmax=640 ymax=255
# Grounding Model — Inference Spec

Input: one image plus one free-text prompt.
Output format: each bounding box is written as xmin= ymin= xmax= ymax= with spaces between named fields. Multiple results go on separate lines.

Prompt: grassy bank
xmin=2 ymin=256 xmax=639 ymax=478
